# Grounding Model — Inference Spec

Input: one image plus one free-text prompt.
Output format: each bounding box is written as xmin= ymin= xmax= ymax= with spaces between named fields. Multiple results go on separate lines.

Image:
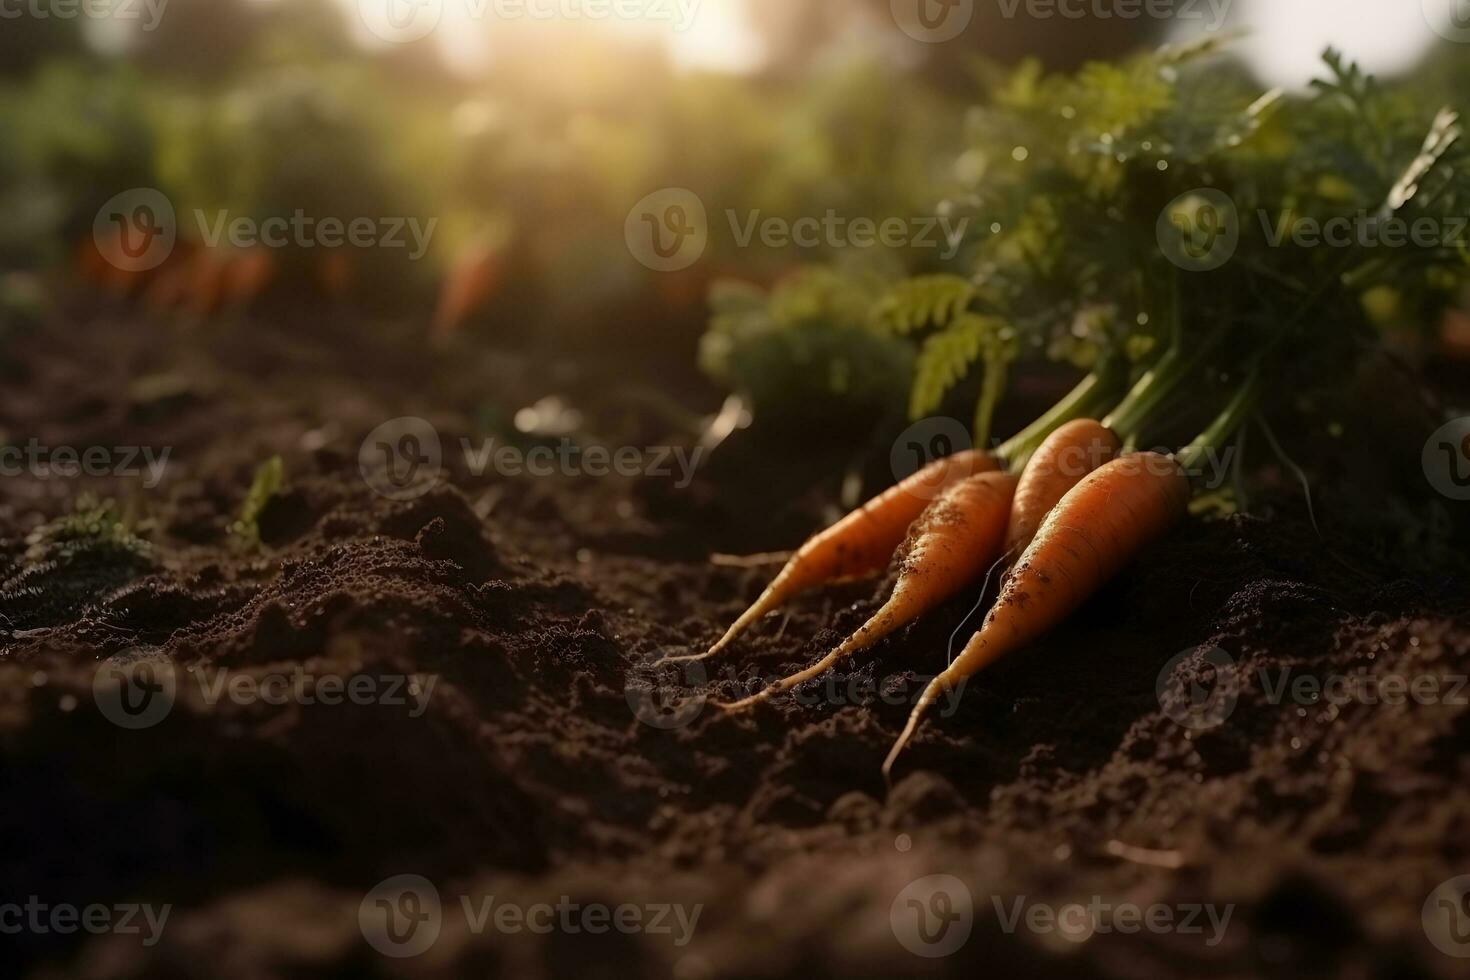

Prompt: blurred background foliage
xmin=1 ymin=0 xmax=1162 ymax=318
xmin=1 ymin=0 xmax=1467 ymax=430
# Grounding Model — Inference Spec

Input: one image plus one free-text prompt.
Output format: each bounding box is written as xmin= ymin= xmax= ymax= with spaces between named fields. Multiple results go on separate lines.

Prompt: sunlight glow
xmin=1229 ymin=0 xmax=1441 ymax=89
xmin=605 ymin=0 xmax=765 ymax=74
xmin=338 ymin=0 xmax=764 ymax=76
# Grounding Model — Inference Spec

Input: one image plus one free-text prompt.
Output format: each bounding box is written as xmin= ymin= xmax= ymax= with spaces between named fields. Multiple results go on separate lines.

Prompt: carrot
xmin=141 ymin=241 xmax=199 ymax=314
xmin=75 ymin=234 xmax=110 ymax=286
xmin=883 ymin=451 xmax=1190 ymax=779
xmin=317 ymin=250 xmax=353 ymax=300
xmin=142 ymin=265 xmax=188 ymax=313
xmin=721 ymin=469 xmax=1017 ymax=711
xmin=96 ymin=225 xmax=151 ymax=299
xmin=1003 ymin=419 xmax=1120 ymax=557
xmin=675 ymin=448 xmax=1001 ymax=663
xmin=433 ymin=241 xmax=502 ymax=343
xmin=186 ymin=246 xmax=228 ymax=317
xmin=717 ymin=417 xmax=1110 ymax=709
xmin=222 ymin=247 xmax=277 ymax=310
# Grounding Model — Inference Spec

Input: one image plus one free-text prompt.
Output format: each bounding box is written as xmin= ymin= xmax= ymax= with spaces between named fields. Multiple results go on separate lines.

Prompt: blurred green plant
xmin=230 ymin=456 xmax=285 ymax=551
xmin=699 ymin=263 xmax=914 ymax=432
xmin=23 ymin=495 xmax=151 ymax=565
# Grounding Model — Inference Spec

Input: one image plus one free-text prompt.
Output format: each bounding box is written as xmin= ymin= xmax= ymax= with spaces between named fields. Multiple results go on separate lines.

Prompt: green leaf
xmin=707 ymin=278 xmax=768 ymax=317
xmin=231 ymin=456 xmax=285 ymax=550
xmin=908 ymin=313 xmax=1011 ymax=421
xmin=874 ymin=275 xmax=977 ymax=335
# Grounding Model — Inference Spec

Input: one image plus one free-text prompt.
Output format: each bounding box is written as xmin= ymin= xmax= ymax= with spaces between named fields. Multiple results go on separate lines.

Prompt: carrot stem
xmin=997 ymin=360 xmax=1121 ymax=469
xmin=1102 ymin=325 xmax=1226 ymax=444
xmin=1177 ymin=369 xmax=1262 ymax=475
xmin=972 ymin=355 xmax=1009 ymax=451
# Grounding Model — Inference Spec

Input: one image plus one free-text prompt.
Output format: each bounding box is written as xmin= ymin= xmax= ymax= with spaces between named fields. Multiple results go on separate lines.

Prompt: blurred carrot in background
xmin=433 ymin=238 xmax=503 ymax=344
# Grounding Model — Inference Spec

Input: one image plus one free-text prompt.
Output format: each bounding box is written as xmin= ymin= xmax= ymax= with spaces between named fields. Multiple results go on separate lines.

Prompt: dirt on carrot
xmin=2 ymin=307 xmax=1468 ymax=980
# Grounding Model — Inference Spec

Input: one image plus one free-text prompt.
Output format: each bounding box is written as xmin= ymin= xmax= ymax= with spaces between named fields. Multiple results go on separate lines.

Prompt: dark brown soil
xmin=2 ymin=302 xmax=1468 ymax=980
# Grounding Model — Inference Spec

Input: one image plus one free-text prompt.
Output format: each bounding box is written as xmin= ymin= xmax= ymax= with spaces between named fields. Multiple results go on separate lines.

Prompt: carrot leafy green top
xmin=703 ymin=41 xmax=1470 ymax=448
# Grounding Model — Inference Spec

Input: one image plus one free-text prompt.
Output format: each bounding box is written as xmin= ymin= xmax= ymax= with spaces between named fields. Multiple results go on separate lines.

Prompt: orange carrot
xmin=1003 ymin=419 xmax=1120 ymax=557
xmin=96 ymin=225 xmax=151 ymax=299
xmin=222 ymin=247 xmax=277 ymax=310
xmin=721 ymin=469 xmax=1017 ymax=711
xmin=75 ymin=234 xmax=110 ymax=286
xmin=186 ymin=246 xmax=228 ymax=317
xmin=317 ymin=250 xmax=353 ymax=300
xmin=142 ymin=265 xmax=188 ymax=313
xmin=433 ymin=241 xmax=502 ymax=343
xmin=141 ymin=241 xmax=200 ymax=314
xmin=884 ymin=452 xmax=1190 ymax=778
xmin=677 ymin=449 xmax=1001 ymax=662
